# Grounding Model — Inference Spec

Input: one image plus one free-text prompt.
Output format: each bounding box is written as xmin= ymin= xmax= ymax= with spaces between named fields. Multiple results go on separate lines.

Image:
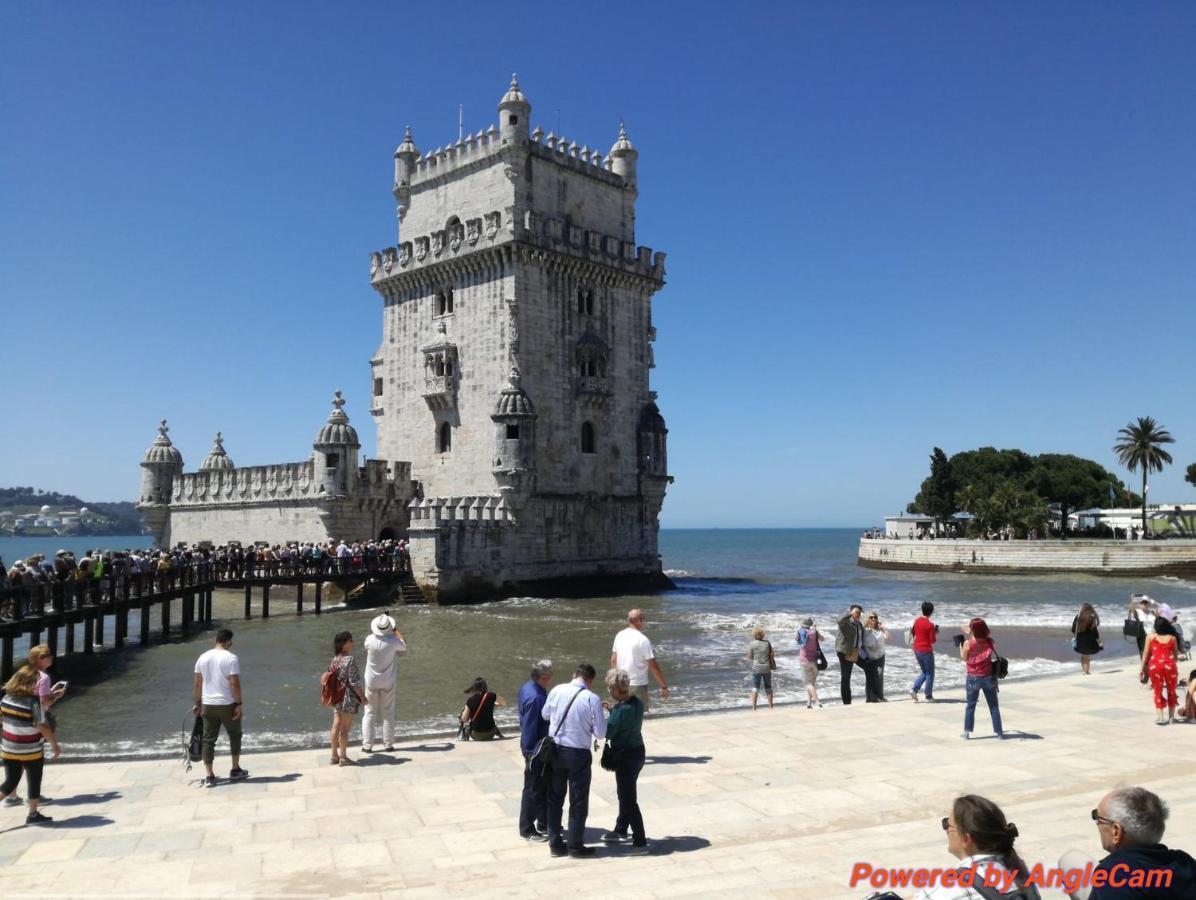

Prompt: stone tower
xmin=369 ymin=75 xmax=671 ymax=602
xmin=138 ymin=420 xmax=184 ymax=547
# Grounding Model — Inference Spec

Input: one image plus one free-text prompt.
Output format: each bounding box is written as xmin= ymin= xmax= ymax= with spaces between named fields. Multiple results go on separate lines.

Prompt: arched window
xmin=435 ymin=288 xmax=454 ymax=316
xmin=438 ymin=422 xmax=452 ymax=454
xmin=580 ymin=421 xmax=595 ymax=454
xmin=576 ymin=288 xmax=595 ymax=316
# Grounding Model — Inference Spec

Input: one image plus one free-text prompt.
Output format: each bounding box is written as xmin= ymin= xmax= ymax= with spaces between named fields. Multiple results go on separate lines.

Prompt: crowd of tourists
xmin=0 ymin=539 xmax=411 ymax=619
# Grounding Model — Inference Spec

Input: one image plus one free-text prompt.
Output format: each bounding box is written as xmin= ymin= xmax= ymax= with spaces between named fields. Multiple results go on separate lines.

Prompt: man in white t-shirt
xmin=191 ymin=628 xmax=247 ymax=787
xmin=361 ymin=612 xmax=408 ymax=752
xmin=610 ymin=609 xmax=669 ymax=712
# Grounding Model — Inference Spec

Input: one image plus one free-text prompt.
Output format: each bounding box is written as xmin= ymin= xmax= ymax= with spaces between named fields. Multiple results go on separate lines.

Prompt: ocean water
xmin=3 ymin=529 xmax=1191 ymax=760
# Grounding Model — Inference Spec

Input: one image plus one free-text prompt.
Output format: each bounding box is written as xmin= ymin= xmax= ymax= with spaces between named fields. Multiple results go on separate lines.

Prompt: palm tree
xmin=1113 ymin=416 xmax=1175 ymax=534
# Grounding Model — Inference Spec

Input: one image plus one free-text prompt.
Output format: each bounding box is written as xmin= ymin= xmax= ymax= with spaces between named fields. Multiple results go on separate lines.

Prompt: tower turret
xmin=312 ymin=391 xmax=360 ymax=497
xmin=199 ymin=432 xmax=235 ymax=470
xmin=393 ymin=125 xmax=420 ymax=222
xmin=498 ymin=73 xmax=531 ymax=144
xmin=609 ymin=121 xmax=638 ymax=192
xmin=138 ymin=420 xmax=183 ymax=547
xmin=491 ymin=368 xmax=537 ymax=511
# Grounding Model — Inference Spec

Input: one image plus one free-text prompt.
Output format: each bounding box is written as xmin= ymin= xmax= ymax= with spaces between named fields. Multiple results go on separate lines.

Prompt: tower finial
xmin=332 ymin=390 xmax=345 ymax=411
xmin=511 ymin=72 xmax=519 ymax=88
xmin=214 ymin=431 xmax=224 ymax=449
xmin=158 ymin=419 xmax=169 ymax=437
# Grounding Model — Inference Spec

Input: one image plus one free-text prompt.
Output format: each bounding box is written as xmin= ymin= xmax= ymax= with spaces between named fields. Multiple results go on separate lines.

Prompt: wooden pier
xmin=0 ymin=563 xmax=423 ymax=680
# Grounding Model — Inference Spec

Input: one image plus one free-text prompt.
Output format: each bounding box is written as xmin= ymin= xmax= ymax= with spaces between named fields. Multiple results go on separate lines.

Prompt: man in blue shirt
xmin=517 ymin=659 xmax=554 ymax=842
xmin=541 ymin=663 xmax=607 ymax=858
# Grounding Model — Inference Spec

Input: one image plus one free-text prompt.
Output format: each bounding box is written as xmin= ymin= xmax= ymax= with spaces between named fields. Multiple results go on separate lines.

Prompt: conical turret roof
xmin=142 ymin=420 xmax=183 ymax=466
xmin=314 ymin=391 xmax=360 ymax=448
xmin=199 ymin=432 xmax=235 ymax=470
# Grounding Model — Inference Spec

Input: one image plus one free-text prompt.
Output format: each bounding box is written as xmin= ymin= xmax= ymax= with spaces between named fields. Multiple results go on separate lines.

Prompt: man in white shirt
xmin=191 ymin=628 xmax=247 ymax=787
xmin=361 ymin=612 xmax=407 ymax=752
xmin=540 ymin=663 xmax=606 ymax=858
xmin=610 ymin=609 xmax=669 ymax=712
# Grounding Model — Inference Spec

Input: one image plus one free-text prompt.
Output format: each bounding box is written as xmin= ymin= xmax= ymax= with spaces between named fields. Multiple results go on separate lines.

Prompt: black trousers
xmin=518 ymin=751 xmax=548 ymax=835
xmin=613 ymin=746 xmax=646 ymax=844
xmin=1 ymin=757 xmax=44 ymax=799
xmin=547 ymin=746 xmax=591 ymax=849
xmin=837 ymin=652 xmax=858 ymax=704
xmin=861 ymin=656 xmax=886 ymax=701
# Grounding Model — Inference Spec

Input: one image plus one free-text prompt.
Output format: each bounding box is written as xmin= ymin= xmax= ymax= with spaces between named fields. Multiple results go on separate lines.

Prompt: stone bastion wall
xmin=857 ymin=537 xmax=1196 ymax=576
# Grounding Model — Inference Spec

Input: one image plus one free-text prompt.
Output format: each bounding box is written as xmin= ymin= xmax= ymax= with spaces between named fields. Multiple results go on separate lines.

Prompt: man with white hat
xmin=361 ymin=612 xmax=407 ymax=752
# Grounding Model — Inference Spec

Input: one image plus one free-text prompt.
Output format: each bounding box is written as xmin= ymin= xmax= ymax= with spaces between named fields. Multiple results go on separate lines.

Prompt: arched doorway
xmin=378 ymin=526 xmax=398 ymax=541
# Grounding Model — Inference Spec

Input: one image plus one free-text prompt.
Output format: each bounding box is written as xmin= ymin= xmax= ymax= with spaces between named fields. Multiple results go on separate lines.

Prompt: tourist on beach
xmin=601 ymin=668 xmax=649 ymax=855
xmin=2 ymin=645 xmax=63 ymax=809
xmin=1141 ymin=618 xmax=1180 ymax=726
xmin=1128 ymin=596 xmax=1155 ymax=658
xmin=518 ymin=659 xmax=554 ymax=842
xmin=959 ymin=618 xmax=1003 ymax=740
xmin=835 ymin=604 xmax=865 ymax=705
xmin=610 ymin=609 xmax=669 ymax=712
xmin=796 ymin=617 xmax=824 ymax=708
xmin=542 ymin=663 xmax=607 ymax=858
xmin=361 ymin=612 xmax=407 ymax=753
xmin=1175 ymin=670 xmax=1196 ymax=722
xmin=193 ymin=628 xmax=249 ymax=787
xmin=0 ymin=663 xmax=61 ymax=826
xmin=909 ymin=602 xmax=938 ymax=702
xmin=1088 ymin=786 xmax=1196 ymax=899
xmin=1071 ymin=603 xmax=1103 ymax=675
xmin=746 ymin=626 xmax=775 ymax=710
xmin=861 ymin=612 xmax=889 ymax=702
xmin=459 ymin=677 xmax=506 ymax=741
xmin=328 ymin=631 xmax=368 ymax=765
xmin=910 ymin=795 xmax=1038 ymax=899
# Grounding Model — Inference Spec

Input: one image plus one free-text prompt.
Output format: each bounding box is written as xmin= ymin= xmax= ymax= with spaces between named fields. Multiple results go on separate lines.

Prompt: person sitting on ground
xmin=1175 ymin=670 xmax=1196 ymax=722
xmin=1088 ymin=786 xmax=1196 ymax=899
xmin=459 ymin=677 xmax=505 ymax=741
xmin=911 ymin=795 xmax=1040 ymax=899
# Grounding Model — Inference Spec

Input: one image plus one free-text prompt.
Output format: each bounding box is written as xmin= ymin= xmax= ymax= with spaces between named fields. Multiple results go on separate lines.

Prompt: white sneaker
xmin=384 ymin=744 xmax=396 ymax=751
xmin=362 ymin=744 xmax=373 ymax=753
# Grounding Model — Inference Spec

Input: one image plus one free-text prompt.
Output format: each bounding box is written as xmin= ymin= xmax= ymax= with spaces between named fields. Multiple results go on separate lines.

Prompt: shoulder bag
xmin=527 ymin=687 xmax=584 ymax=785
xmin=767 ymin=641 xmax=777 ymax=671
xmin=458 ymin=691 xmax=490 ymax=741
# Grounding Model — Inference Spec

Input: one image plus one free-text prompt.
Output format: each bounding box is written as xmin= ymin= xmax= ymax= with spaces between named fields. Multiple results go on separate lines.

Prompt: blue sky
xmin=3 ymin=3 xmax=1194 ymax=527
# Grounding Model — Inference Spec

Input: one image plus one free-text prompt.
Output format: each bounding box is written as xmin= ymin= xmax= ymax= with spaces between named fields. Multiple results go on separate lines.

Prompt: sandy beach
xmin=1 ymin=656 xmax=1192 ymax=899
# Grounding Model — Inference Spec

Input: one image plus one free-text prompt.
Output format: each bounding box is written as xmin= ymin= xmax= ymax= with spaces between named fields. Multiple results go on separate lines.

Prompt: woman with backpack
xmin=459 ymin=677 xmax=505 ymax=741
xmin=326 ymin=631 xmax=368 ymax=766
xmin=959 ymin=618 xmax=1004 ymax=740
xmin=796 ymin=617 xmax=824 ymax=709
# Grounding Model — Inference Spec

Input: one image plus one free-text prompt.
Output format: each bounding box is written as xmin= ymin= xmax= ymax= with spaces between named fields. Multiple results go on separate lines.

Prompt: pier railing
xmin=0 ymin=555 xmax=419 ymax=679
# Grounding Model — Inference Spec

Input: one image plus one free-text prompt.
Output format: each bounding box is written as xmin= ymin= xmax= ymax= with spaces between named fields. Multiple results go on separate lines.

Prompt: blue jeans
xmin=913 ymin=651 xmax=936 ymax=698
xmin=964 ymin=674 xmax=1003 ymax=735
xmin=548 ymin=746 xmax=591 ymax=849
xmin=613 ymin=746 xmax=646 ymax=844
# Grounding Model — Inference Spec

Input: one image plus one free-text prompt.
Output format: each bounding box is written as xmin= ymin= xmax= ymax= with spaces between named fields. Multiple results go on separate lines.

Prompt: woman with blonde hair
xmin=860 ymin=612 xmax=889 ymax=702
xmin=0 ymin=662 xmax=61 ymax=825
xmin=600 ymin=668 xmax=649 ymax=854
xmin=745 ymin=626 xmax=775 ymax=710
xmin=1071 ymin=603 xmax=1102 ymax=675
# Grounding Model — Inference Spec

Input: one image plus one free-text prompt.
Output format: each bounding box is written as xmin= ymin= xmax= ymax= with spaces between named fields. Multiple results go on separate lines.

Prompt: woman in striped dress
xmin=0 ymin=663 xmax=61 ymax=825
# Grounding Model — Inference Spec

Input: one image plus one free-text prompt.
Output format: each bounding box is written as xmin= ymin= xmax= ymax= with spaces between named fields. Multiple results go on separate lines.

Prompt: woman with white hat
xmin=362 ymin=612 xmax=407 ymax=752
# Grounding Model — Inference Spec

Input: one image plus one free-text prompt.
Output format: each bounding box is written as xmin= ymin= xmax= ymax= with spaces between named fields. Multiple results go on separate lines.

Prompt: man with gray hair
xmin=1089 ymin=786 xmax=1195 ymax=898
xmin=517 ymin=659 xmax=554 ymax=842
xmin=610 ymin=609 xmax=669 ymax=712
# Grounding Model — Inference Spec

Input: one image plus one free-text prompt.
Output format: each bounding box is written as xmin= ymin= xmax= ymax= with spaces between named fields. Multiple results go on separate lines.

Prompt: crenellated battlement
xmin=170 ymin=458 xmax=410 ymax=508
xmin=407 ymin=495 xmax=513 ymax=526
xmin=406 ymin=125 xmax=504 ymax=186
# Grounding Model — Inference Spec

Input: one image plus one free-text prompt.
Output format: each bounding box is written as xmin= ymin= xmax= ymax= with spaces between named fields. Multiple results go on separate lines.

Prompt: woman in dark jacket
xmin=1071 ymin=603 xmax=1103 ymax=675
xmin=600 ymin=668 xmax=649 ymax=854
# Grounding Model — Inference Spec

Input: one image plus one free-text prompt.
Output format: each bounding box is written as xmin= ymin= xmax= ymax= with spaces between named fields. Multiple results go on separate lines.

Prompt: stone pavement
xmin=2 ymin=660 xmax=1193 ymax=899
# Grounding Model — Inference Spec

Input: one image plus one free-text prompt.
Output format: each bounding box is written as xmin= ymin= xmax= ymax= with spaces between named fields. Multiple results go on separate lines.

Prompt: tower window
xmin=580 ymin=421 xmax=595 ymax=454
xmin=435 ymin=288 xmax=455 ymax=316
xmin=506 ymin=424 xmax=520 ymax=440
xmin=438 ymin=422 xmax=452 ymax=454
xmin=510 ymin=115 xmax=519 ymax=126
xmin=576 ymin=289 xmax=594 ymax=316
xmin=326 ymin=453 xmax=340 ymax=469
xmin=373 ymin=377 xmax=383 ymax=397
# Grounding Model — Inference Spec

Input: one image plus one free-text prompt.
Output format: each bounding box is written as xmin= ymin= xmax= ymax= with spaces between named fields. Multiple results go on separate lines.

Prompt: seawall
xmin=857 ymin=536 xmax=1196 ymax=576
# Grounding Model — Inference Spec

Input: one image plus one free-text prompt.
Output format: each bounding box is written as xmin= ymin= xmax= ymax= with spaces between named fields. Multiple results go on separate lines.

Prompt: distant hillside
xmin=0 ymin=486 xmax=144 ymax=534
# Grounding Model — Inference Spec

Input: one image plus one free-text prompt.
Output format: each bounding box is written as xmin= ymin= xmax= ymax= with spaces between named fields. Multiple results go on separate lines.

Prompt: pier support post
xmin=47 ymin=625 xmax=58 ymax=659
xmin=315 ymin=581 xmax=323 ymax=614
xmin=1 ymin=637 xmax=12 ymax=682
xmin=140 ymin=596 xmax=151 ymax=646
xmin=244 ymin=584 xmax=252 ymax=619
xmin=65 ymin=614 xmax=76 ymax=655
xmin=83 ymin=612 xmax=94 ymax=655
xmin=262 ymin=583 xmax=270 ymax=619
xmin=296 ymin=582 xmax=304 ymax=616
xmin=162 ymin=595 xmax=171 ymax=639
xmin=95 ymin=602 xmax=105 ymax=647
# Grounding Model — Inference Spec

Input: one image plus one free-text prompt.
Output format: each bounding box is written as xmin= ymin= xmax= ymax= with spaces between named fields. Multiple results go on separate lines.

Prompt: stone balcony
xmin=422 ymin=375 xmax=456 ymax=412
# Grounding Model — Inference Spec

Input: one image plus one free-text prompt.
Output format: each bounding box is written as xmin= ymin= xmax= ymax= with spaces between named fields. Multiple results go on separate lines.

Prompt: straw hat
xmin=370 ymin=613 xmax=395 ymax=636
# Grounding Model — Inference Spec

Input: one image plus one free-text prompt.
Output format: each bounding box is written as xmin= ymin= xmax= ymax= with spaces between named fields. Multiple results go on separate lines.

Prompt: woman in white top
xmin=913 ymin=795 xmax=1039 ymax=899
xmin=861 ymin=612 xmax=889 ymax=702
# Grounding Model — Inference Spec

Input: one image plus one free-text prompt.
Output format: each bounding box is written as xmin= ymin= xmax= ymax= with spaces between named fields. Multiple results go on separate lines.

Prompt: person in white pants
xmin=361 ymin=612 xmax=407 ymax=752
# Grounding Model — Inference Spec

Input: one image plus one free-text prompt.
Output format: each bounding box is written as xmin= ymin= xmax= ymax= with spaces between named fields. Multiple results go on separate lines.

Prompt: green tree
xmin=915 ymin=448 xmax=958 ymax=534
xmin=1113 ymin=416 xmax=1175 ymax=533
xmin=1186 ymin=462 xmax=1196 ymax=491
xmin=1030 ymin=454 xmax=1124 ymax=538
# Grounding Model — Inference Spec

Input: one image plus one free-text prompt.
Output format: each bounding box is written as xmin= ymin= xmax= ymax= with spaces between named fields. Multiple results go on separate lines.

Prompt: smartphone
xmin=52 ymin=681 xmax=69 ymax=692
xmin=952 ymin=634 xmax=966 ymax=648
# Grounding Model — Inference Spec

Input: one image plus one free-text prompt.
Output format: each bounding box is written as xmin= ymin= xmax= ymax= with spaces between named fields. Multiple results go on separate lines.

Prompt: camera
xmin=953 ymin=634 xmax=966 ymax=648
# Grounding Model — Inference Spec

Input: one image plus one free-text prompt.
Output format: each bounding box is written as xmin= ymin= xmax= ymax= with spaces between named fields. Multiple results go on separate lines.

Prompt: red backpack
xmin=320 ymin=661 xmax=345 ymax=708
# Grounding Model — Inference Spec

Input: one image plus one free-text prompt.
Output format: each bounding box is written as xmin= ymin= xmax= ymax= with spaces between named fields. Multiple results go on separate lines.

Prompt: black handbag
xmin=187 ymin=713 xmax=204 ymax=762
xmin=816 ymin=647 xmax=829 ymax=671
xmin=600 ymin=740 xmax=620 ymax=771
xmin=1123 ymin=617 xmax=1140 ymax=639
